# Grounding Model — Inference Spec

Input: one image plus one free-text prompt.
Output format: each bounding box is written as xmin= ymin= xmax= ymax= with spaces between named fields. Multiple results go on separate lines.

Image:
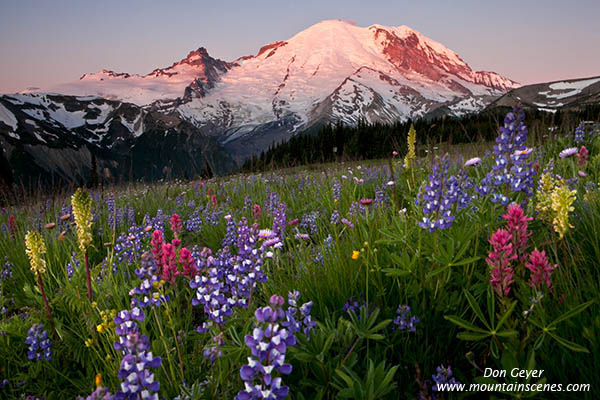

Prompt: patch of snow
xmin=0 ymin=103 xmax=18 ymax=130
xmin=543 ymin=77 xmax=600 ymax=99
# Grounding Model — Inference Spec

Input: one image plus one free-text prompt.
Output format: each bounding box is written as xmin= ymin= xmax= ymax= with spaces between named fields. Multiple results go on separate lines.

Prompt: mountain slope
xmin=0 ymin=93 xmax=235 ymax=187
xmin=488 ymin=76 xmax=600 ymax=112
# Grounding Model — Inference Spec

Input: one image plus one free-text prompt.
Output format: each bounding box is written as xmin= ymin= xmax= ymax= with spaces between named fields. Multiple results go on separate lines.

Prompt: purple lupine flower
xmin=332 ymin=183 xmax=341 ymax=201
xmin=25 ymin=323 xmax=52 ymax=361
xmin=65 ymin=251 xmax=80 ymax=280
xmin=184 ymin=210 xmax=203 ymax=232
xmin=431 ymin=365 xmax=461 ymax=393
xmin=1 ymin=257 xmax=13 ymax=282
xmin=113 ymin=308 xmax=161 ymax=400
xmin=416 ymin=155 xmax=456 ymax=232
xmin=272 ymin=202 xmax=287 ymax=240
xmin=392 ymin=305 xmax=420 ymax=332
xmin=235 ymin=295 xmax=295 ymax=400
xmin=574 ymin=122 xmax=585 ymax=145
xmin=77 ymin=386 xmax=114 ymax=400
xmin=330 ymin=210 xmax=340 ymax=225
xmin=282 ymin=290 xmax=316 ymax=339
xmin=222 ymin=214 xmax=237 ymax=248
xmin=203 ymin=332 xmax=226 ymax=363
xmin=476 ymin=107 xmax=536 ymax=204
xmin=342 ymin=296 xmax=364 ymax=315
xmin=299 ymin=211 xmax=319 ymax=236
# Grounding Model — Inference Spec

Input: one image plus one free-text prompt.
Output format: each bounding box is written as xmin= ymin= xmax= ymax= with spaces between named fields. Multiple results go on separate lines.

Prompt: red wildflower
xmin=170 ymin=214 xmax=182 ymax=238
xmin=525 ymin=249 xmax=556 ymax=290
xmin=502 ymin=204 xmax=532 ymax=262
xmin=486 ymin=229 xmax=517 ymax=297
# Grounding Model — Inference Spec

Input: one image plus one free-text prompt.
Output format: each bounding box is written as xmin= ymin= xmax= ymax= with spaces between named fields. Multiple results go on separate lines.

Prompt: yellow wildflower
xmin=535 ymin=173 xmax=556 ymax=223
xmin=96 ymin=324 xmax=105 ymax=333
xmin=25 ymin=231 xmax=47 ymax=275
xmin=352 ymin=250 xmax=360 ymax=260
xmin=95 ymin=373 xmax=102 ymax=387
xmin=71 ymin=188 xmax=93 ymax=254
xmin=551 ymin=183 xmax=576 ymax=239
xmin=404 ymin=124 xmax=417 ymax=169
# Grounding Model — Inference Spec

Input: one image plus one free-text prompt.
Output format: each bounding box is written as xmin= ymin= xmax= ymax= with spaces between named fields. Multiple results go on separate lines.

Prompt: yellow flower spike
xmin=71 ymin=188 xmax=93 ymax=254
xmin=352 ymin=250 xmax=360 ymax=260
xmin=404 ymin=123 xmax=417 ymax=169
xmin=25 ymin=231 xmax=47 ymax=275
xmin=95 ymin=373 xmax=102 ymax=387
xmin=96 ymin=324 xmax=105 ymax=333
xmin=551 ymin=183 xmax=576 ymax=239
xmin=535 ymin=172 xmax=556 ymax=223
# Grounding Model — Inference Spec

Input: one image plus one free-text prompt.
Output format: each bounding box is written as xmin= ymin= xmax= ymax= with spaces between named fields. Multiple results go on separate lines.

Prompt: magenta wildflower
xmin=170 ymin=214 xmax=182 ymax=238
xmin=577 ymin=145 xmax=589 ymax=168
xmin=525 ymin=249 xmax=556 ymax=289
xmin=150 ymin=230 xmax=164 ymax=266
xmin=502 ymin=204 xmax=532 ymax=262
xmin=486 ymin=229 xmax=517 ymax=297
xmin=360 ymin=198 xmax=373 ymax=206
xmin=253 ymin=204 xmax=261 ymax=219
xmin=288 ymin=218 xmax=299 ymax=226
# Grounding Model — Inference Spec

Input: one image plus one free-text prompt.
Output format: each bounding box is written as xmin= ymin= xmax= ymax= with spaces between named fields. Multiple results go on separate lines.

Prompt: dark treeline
xmin=240 ymin=105 xmax=600 ymax=172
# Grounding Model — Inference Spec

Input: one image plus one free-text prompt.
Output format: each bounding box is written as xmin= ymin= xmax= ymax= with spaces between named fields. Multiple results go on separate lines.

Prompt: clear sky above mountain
xmin=1 ymin=0 xmax=598 ymax=93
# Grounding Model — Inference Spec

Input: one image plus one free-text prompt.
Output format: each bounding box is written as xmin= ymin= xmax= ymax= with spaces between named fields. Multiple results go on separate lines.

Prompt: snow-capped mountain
xmin=46 ymin=48 xmax=234 ymax=106
xmin=37 ymin=20 xmax=518 ymax=133
xmin=2 ymin=20 xmax=520 ymax=185
xmin=488 ymin=76 xmax=600 ymax=112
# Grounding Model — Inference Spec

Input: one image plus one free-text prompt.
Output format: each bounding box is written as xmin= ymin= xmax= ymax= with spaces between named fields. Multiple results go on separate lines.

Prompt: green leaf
xmin=487 ymin=286 xmax=496 ymax=326
xmin=382 ymin=268 xmax=412 ymax=278
xmin=548 ymin=332 xmax=589 ymax=353
xmin=495 ymin=329 xmax=518 ymax=338
xmin=464 ymin=289 xmax=491 ymax=330
xmin=548 ymin=301 xmax=594 ymax=328
xmin=495 ymin=300 xmax=517 ymax=330
xmin=444 ymin=315 xmax=489 ymax=333
xmin=457 ymin=331 xmax=491 ymax=341
xmin=450 ymin=256 xmax=480 ymax=267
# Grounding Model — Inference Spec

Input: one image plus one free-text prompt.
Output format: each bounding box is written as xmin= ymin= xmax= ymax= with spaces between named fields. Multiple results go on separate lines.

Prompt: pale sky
xmin=1 ymin=0 xmax=599 ymax=93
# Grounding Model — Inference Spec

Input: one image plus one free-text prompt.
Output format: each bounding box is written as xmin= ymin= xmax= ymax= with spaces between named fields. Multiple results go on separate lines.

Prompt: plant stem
xmin=37 ymin=272 xmax=57 ymax=339
xmin=85 ymin=250 xmax=93 ymax=301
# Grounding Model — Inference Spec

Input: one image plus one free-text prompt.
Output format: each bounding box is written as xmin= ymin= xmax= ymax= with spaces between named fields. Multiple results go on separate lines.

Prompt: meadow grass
xmin=0 ymin=115 xmax=599 ymax=399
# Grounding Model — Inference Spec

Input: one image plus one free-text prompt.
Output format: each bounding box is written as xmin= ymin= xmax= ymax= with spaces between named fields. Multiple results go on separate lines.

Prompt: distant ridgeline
xmin=240 ymin=105 xmax=600 ymax=173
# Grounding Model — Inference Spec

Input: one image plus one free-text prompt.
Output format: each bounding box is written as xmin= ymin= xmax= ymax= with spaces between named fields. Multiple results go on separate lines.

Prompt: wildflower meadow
xmin=0 ymin=108 xmax=599 ymax=399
